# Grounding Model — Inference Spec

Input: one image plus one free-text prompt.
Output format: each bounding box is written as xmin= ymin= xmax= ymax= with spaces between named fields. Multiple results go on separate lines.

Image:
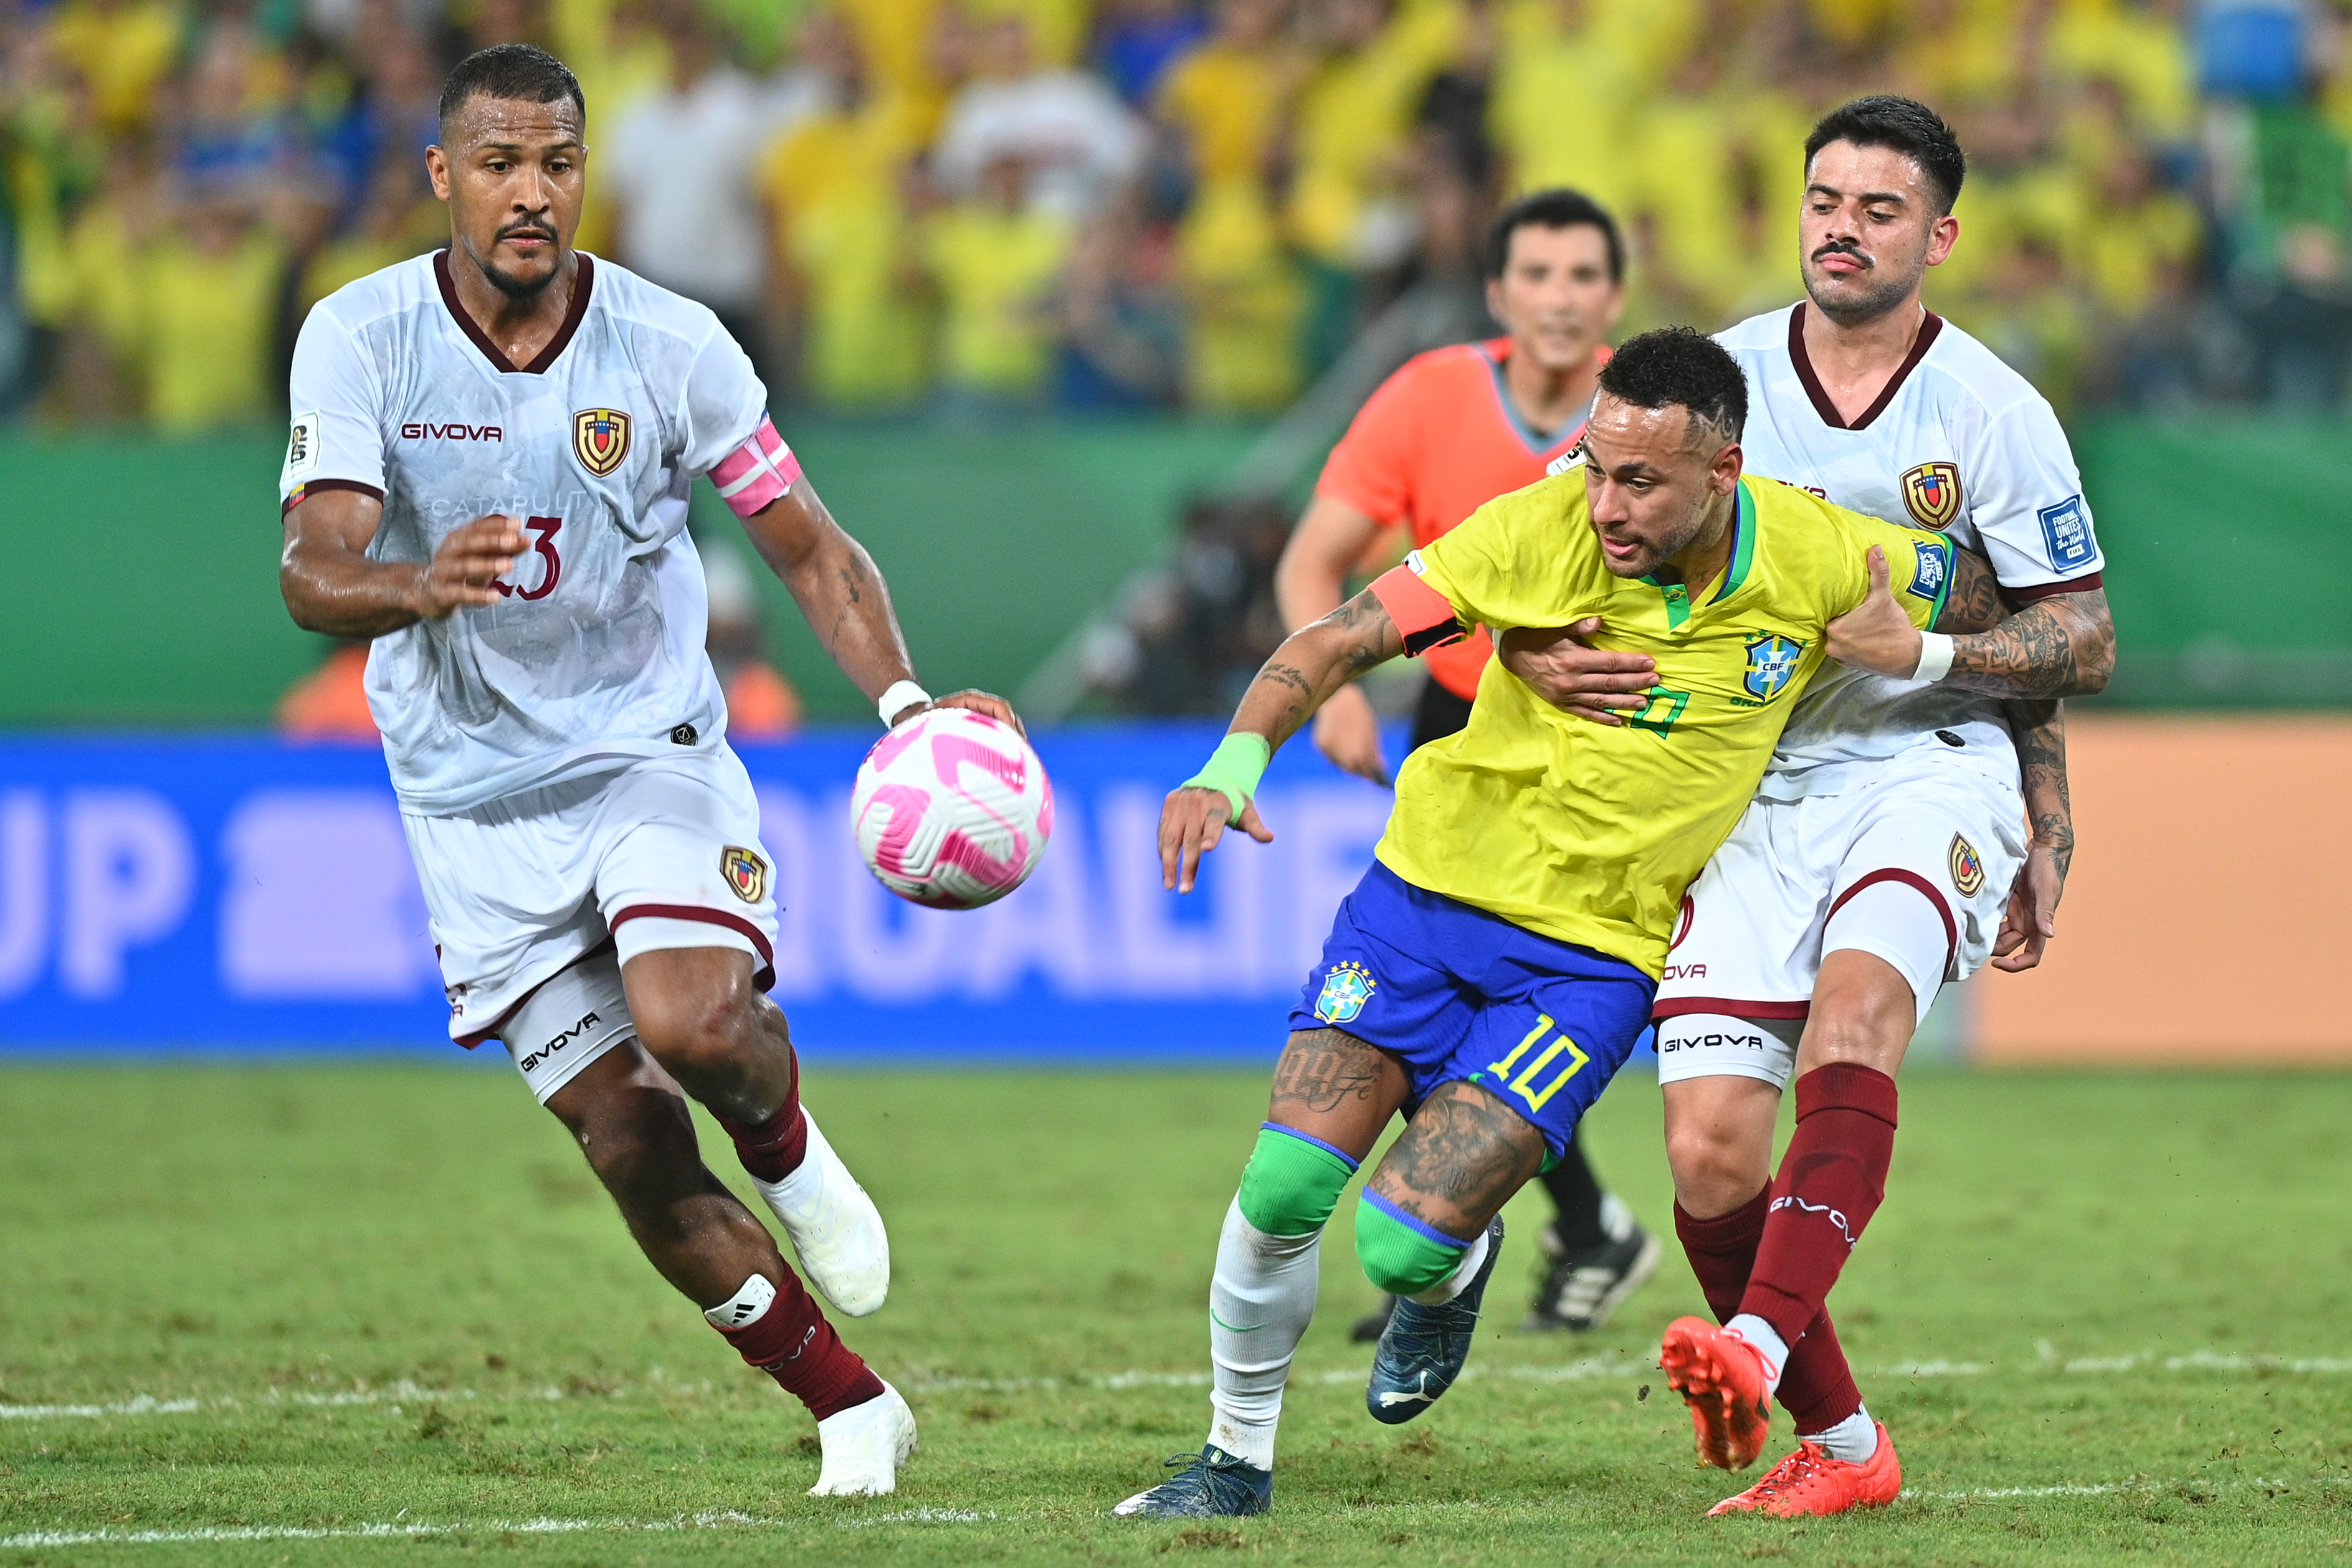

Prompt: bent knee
xmin=631 ymin=987 xmax=761 ymax=1078
xmin=1664 ymin=1120 xmax=1769 ymax=1214
xmin=1355 ymin=1192 xmax=1468 ymax=1296
xmin=1236 ymin=1124 xmax=1356 ymax=1236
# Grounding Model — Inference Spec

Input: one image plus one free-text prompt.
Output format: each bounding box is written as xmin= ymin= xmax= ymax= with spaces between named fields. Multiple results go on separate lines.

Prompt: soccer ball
xmin=850 ymin=706 xmax=1052 ymax=909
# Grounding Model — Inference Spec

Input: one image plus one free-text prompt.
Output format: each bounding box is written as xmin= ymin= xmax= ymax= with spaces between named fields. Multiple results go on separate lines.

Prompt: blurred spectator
xmin=923 ymin=150 xmax=1074 ymax=401
xmin=301 ymin=150 xmax=442 ymax=310
xmin=602 ymin=0 xmax=783 ymax=351
xmin=144 ymin=192 xmax=286 ymax=431
xmin=759 ymin=8 xmax=931 ymax=406
xmin=934 ymin=12 xmax=1148 ymax=224
xmin=1080 ymin=493 xmax=1290 ymax=712
xmin=44 ymin=0 xmax=184 ymax=138
xmin=1158 ymin=0 xmax=1305 ymax=409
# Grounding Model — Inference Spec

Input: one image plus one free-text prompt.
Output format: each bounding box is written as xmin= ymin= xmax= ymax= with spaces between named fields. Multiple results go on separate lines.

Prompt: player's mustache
xmin=1811 ymin=240 xmax=1870 ymax=268
xmin=497 ymin=220 xmax=559 ymax=242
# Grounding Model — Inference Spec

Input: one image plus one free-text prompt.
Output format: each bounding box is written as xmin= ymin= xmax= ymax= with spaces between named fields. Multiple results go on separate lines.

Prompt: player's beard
xmin=1803 ymin=246 xmax=1923 ymax=328
xmin=477 ymin=224 xmax=564 ymax=299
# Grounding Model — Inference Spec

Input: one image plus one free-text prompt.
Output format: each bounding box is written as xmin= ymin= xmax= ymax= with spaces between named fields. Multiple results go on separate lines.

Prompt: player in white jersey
xmin=1501 ymin=97 xmax=2116 ymax=1516
xmin=275 ymin=45 xmax=1016 ymax=1497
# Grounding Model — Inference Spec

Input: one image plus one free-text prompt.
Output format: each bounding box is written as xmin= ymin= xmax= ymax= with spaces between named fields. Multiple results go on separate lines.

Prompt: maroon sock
xmin=715 ymin=1271 xmax=884 ymax=1420
xmin=717 ymin=1055 xmax=807 ymax=1183
xmin=1739 ymin=1063 xmax=1899 ymax=1347
xmin=1673 ymin=1191 xmax=1859 ymax=1427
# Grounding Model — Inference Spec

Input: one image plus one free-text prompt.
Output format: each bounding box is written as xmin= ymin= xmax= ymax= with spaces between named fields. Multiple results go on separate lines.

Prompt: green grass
xmin=2 ymin=1062 xmax=2350 ymax=1566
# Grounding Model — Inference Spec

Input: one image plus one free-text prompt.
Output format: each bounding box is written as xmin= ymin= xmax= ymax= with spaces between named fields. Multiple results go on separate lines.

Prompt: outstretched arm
xmin=1159 ymin=587 xmax=1405 ymax=890
xmin=736 ymin=477 xmax=1016 ymax=729
xmin=1275 ymin=494 xmax=1396 ymax=784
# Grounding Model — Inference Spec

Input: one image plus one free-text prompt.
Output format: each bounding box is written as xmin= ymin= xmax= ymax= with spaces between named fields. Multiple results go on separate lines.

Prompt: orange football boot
xmin=1659 ymin=1316 xmax=1777 ymax=1470
xmin=1707 ymin=1424 xmax=1902 ymax=1517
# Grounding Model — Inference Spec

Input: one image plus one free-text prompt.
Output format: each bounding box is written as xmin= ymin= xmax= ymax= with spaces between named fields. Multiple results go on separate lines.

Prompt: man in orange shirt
xmin=1274 ymin=189 xmax=1664 ymax=1338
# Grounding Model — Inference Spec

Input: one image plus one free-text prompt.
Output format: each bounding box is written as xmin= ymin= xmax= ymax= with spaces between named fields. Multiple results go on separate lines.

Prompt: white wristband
xmin=1912 ymin=632 xmax=1955 ymax=683
xmin=878 ymin=680 xmax=931 ymax=725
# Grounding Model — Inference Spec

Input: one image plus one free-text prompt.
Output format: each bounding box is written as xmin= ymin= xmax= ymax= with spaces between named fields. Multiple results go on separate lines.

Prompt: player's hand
xmin=923 ymin=688 xmax=1026 ymax=737
xmin=1159 ymin=785 xmax=1273 ymax=894
xmin=1989 ymin=839 xmax=2068 ymax=972
xmin=1313 ymin=685 xmax=1390 ymax=786
xmin=1496 ymin=619 xmax=1655 ymax=725
xmin=416 ymin=515 xmax=524 ymax=619
xmin=1825 ymin=545 xmax=1928 ymax=678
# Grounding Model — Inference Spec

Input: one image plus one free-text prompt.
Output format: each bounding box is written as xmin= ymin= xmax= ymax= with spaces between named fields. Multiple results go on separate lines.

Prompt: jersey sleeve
xmin=679 ymin=323 xmax=802 ymax=517
xmin=280 ymin=300 xmax=386 ymax=511
xmin=1962 ymin=392 xmax=2105 ymax=597
xmin=1836 ymin=513 xmax=1955 ymax=631
xmin=1314 ymin=361 xmax=1424 ymax=525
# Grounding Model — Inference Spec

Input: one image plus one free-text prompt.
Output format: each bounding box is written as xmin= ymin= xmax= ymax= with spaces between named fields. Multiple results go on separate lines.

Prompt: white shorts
xmin=404 ymin=747 xmax=780 ymax=1075
xmin=1654 ymin=744 xmax=2027 ymax=1090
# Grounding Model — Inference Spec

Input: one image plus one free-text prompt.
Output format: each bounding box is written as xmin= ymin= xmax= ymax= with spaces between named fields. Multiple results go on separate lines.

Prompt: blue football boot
xmin=1113 ymin=1445 xmax=1273 ymax=1518
xmin=1366 ymin=1215 xmax=1505 ymax=1424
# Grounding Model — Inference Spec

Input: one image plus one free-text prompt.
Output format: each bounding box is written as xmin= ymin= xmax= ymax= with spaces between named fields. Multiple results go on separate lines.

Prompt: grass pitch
xmin=2 ymin=1061 xmax=2349 ymax=1566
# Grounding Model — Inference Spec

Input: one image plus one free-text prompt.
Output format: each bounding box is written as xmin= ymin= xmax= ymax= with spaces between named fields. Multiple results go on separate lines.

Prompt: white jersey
xmin=280 ymin=251 xmax=798 ymax=815
xmin=1719 ymin=303 xmax=2106 ymax=801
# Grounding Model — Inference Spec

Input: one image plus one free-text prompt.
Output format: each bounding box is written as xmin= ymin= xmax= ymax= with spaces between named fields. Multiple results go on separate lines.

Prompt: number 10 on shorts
xmin=1485 ymin=1015 xmax=1591 ymax=1113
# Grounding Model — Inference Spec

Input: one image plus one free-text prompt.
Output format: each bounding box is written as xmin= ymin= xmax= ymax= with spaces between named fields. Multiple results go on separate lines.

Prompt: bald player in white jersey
xmin=277 ymin=44 xmax=1017 ymax=1497
xmin=1502 ymin=97 xmax=2116 ymax=1517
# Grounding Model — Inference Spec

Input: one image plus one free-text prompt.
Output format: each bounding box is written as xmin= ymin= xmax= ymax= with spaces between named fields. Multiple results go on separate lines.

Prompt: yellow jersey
xmin=1376 ymin=468 xmax=1952 ymax=976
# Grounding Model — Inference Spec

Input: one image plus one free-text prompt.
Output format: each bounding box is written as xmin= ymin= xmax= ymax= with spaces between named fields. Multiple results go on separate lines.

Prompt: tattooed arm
xmin=1943 ymin=589 xmax=2115 ymax=698
xmin=1226 ymin=586 xmax=1407 ymax=753
xmin=1992 ymin=699 xmax=2072 ymax=972
xmin=736 ymin=476 xmax=1019 ymax=729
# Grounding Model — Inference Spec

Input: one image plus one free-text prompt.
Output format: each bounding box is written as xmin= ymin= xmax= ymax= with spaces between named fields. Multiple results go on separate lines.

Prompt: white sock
xmin=703 ymin=1272 xmax=776 ymax=1330
xmin=1206 ymin=1197 xmax=1320 ymax=1471
xmin=1804 ymin=1405 xmax=1877 ymax=1464
xmin=1407 ymin=1226 xmax=1490 ymax=1306
xmin=1725 ymin=1313 xmax=1788 ymax=1398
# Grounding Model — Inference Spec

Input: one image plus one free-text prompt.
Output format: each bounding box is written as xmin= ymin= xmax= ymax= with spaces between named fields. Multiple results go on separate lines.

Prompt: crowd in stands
xmin=7 ymin=0 xmax=2352 ymax=430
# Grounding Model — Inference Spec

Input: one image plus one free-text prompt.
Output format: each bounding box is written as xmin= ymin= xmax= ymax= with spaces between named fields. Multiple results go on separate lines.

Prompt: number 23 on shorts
xmin=1482 ymin=1015 xmax=1591 ymax=1114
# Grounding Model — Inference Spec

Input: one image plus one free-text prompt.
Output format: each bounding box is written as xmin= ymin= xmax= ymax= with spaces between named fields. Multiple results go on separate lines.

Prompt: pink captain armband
xmin=1369 ymin=558 xmax=1469 ymax=657
xmin=710 ymin=416 xmax=804 ymax=518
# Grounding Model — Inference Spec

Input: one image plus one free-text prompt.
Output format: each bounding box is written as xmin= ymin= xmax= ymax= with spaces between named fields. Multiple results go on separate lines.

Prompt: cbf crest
xmin=572 ymin=407 xmax=632 ymax=477
xmin=1901 ymin=462 xmax=1962 ymax=530
xmin=1315 ymin=962 xmax=1376 ymax=1025
xmin=720 ymin=845 xmax=768 ymax=904
xmin=1741 ymin=634 xmax=1804 ymax=703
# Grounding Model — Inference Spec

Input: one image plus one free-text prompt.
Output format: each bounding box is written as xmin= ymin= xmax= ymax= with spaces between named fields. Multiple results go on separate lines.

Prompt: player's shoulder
xmin=304 ymin=250 xmax=440 ymax=333
xmin=1915 ymin=313 xmax=2056 ymax=425
xmin=1713 ymin=305 xmax=1797 ymax=358
xmin=580 ymin=252 xmax=731 ymax=351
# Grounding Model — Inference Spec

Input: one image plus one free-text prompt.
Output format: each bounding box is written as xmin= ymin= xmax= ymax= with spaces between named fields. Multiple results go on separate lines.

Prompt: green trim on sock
xmin=1355 ymin=1195 xmax=1468 ymax=1296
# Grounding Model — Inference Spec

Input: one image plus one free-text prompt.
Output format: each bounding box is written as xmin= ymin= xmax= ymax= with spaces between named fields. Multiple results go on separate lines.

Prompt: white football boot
xmin=809 ymin=1380 xmax=918 ymax=1496
xmin=748 ymin=1108 xmax=890 ymax=1316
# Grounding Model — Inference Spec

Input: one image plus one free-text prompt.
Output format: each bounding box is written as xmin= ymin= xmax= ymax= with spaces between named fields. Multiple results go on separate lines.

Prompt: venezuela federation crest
xmin=1948 ymin=834 xmax=1985 ymax=897
xmin=1742 ymin=633 xmax=1804 ymax=703
xmin=1902 ymin=461 xmax=1962 ymax=530
xmin=573 ymin=407 xmax=632 ymax=477
xmin=720 ymin=845 xmax=768 ymax=904
xmin=1315 ymin=962 xmax=1376 ymax=1025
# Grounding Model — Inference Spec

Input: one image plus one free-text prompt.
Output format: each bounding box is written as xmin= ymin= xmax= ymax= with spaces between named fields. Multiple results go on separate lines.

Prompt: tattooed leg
xmin=1365 ymin=1078 xmax=1548 ymax=1240
xmin=1266 ymin=1027 xmax=1412 ymax=1161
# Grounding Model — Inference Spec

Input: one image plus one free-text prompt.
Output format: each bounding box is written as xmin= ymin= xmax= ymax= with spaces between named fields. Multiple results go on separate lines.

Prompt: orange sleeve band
xmin=1370 ymin=563 xmax=1468 ymax=657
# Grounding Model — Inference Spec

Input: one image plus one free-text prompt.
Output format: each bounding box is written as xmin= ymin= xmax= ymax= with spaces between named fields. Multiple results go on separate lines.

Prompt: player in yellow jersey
xmin=1115 ymin=328 xmax=1999 ymax=1519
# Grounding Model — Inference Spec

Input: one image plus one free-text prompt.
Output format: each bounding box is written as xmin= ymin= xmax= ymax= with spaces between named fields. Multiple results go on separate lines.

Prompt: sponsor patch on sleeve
xmin=281 ymin=411 xmax=321 ymax=486
xmin=2037 ymin=494 xmax=2096 ymax=573
xmin=1907 ymin=537 xmax=1948 ymax=601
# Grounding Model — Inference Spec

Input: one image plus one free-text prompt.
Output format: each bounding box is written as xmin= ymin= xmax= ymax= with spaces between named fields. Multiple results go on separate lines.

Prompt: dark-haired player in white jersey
xmin=276 ymin=44 xmax=1016 ymax=1496
xmin=1504 ymin=95 xmax=2115 ymax=1517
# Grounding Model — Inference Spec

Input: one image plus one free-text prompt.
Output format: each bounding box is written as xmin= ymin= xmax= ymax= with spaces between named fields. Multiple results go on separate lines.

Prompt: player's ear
xmin=425 ymin=145 xmax=452 ymax=202
xmin=1926 ymin=212 xmax=1959 ymax=268
xmin=1710 ymin=440 xmax=1743 ymax=495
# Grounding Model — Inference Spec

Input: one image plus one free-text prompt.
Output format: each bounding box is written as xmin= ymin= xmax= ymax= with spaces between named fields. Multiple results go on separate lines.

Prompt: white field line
xmin=6 ymin=1347 xmax=2346 ymax=1424
xmin=0 ymin=1508 xmax=994 ymax=1549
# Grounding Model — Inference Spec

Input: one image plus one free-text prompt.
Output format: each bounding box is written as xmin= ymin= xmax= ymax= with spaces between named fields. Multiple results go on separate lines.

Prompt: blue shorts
xmin=1288 ymin=862 xmax=1657 ymax=1158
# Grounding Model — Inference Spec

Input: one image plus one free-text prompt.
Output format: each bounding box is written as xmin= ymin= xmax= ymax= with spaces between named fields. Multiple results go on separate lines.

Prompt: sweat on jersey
xmin=1721 ymin=303 xmax=2107 ymax=801
xmin=1368 ymin=468 xmax=1950 ymax=978
xmin=280 ymin=251 xmax=796 ymax=815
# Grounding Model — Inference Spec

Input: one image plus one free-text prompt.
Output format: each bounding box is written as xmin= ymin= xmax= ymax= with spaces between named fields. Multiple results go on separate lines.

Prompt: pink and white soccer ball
xmin=850 ymin=706 xmax=1053 ymax=909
